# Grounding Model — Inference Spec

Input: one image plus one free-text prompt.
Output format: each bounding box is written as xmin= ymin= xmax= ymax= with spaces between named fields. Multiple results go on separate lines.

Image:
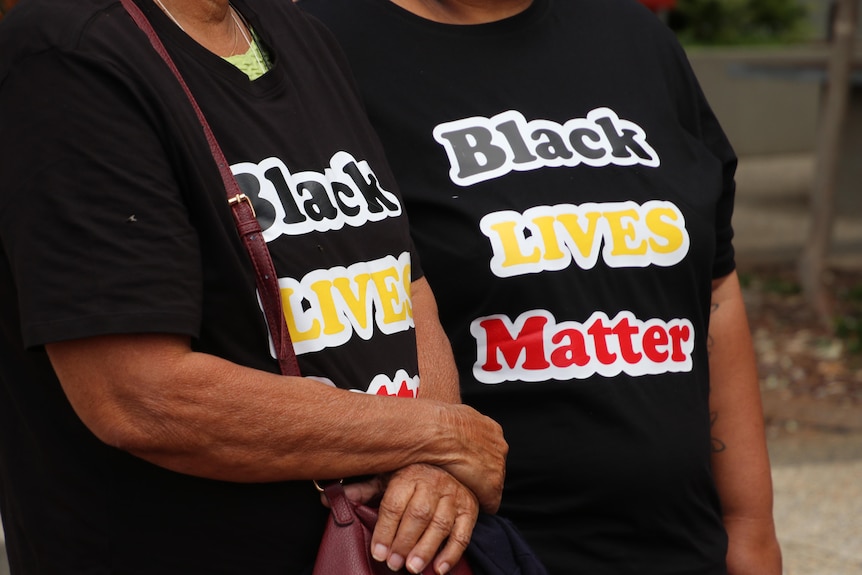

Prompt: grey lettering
xmin=433 ymin=108 xmax=660 ymax=187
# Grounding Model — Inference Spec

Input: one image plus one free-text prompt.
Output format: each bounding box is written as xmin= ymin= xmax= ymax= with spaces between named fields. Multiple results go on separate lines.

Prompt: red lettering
xmin=642 ymin=325 xmax=669 ymax=362
xmin=612 ymin=317 xmax=643 ymax=363
xmin=479 ymin=316 xmax=551 ymax=372
xmin=550 ymin=328 xmax=590 ymax=368
xmin=668 ymin=324 xmax=691 ymax=362
xmin=586 ymin=317 xmax=616 ymax=364
xmin=471 ymin=310 xmax=694 ymax=384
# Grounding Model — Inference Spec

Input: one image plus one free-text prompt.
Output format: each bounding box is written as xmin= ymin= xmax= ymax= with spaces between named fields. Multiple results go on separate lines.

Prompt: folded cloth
xmin=465 ymin=514 xmax=550 ymax=575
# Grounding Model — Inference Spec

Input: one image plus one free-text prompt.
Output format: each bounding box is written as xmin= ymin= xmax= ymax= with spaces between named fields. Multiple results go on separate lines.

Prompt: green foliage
xmin=834 ymin=281 xmax=862 ymax=355
xmin=668 ymin=0 xmax=809 ymax=45
xmin=762 ymin=276 xmax=803 ymax=295
xmin=834 ymin=315 xmax=862 ymax=354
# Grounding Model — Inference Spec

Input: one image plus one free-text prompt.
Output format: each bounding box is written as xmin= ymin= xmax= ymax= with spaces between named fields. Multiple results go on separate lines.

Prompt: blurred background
xmin=1 ymin=0 xmax=860 ymax=573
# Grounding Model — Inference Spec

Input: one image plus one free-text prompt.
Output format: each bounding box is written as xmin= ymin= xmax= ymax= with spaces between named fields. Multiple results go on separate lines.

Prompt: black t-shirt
xmin=301 ymin=0 xmax=736 ymax=573
xmin=0 ymin=0 xmax=420 ymax=572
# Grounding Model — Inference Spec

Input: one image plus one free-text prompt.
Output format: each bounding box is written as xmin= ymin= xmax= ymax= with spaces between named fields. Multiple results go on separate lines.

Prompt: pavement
xmin=769 ymin=428 xmax=862 ymax=575
xmin=0 ymin=153 xmax=860 ymax=574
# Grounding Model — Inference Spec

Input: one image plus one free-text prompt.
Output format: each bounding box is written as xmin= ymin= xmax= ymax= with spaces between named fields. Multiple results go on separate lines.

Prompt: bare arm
xmin=413 ymin=277 xmax=460 ymax=403
xmin=708 ymin=271 xmax=782 ymax=574
xmin=44 ymin=330 xmax=505 ymax=509
xmin=47 ymin=276 xmax=503 ymax=575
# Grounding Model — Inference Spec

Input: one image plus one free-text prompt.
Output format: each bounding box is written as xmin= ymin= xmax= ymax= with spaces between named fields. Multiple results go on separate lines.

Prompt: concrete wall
xmin=686 ymin=47 xmax=824 ymax=156
xmin=837 ymin=87 xmax=862 ymax=213
xmin=685 ymin=44 xmax=862 ymax=212
xmin=684 ymin=0 xmax=862 ymax=158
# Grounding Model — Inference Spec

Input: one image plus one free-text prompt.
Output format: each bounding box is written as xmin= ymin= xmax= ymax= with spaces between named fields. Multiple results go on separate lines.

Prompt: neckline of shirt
xmin=365 ymin=0 xmax=551 ymax=36
xmin=134 ymin=0 xmax=283 ymax=94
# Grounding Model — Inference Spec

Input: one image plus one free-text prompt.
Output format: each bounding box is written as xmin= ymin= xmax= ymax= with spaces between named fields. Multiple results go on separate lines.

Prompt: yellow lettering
xmin=530 ymin=215 xmax=567 ymax=261
xmin=332 ymin=275 xmax=371 ymax=331
xmin=555 ymin=211 xmax=602 ymax=258
xmin=309 ymin=280 xmax=347 ymax=336
xmin=645 ymin=207 xmax=684 ymax=254
xmin=280 ymin=286 xmax=321 ymax=342
xmin=370 ymin=266 xmax=408 ymax=324
xmin=488 ymin=221 xmax=541 ymax=267
xmin=603 ymin=209 xmax=647 ymax=256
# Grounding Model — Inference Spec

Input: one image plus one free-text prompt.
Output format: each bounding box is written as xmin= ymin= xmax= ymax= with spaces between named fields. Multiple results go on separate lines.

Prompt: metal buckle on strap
xmin=313 ymin=479 xmax=343 ymax=493
xmin=228 ymin=193 xmax=256 ymax=217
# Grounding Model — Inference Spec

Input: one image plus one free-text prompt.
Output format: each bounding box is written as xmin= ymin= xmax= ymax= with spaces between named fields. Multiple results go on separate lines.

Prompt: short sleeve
xmin=0 ymin=49 xmax=202 ymax=347
xmin=698 ymin=89 xmax=738 ymax=280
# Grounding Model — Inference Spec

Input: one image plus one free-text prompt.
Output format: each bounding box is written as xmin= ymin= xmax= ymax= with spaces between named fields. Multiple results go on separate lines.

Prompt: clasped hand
xmin=330 ymin=464 xmax=478 ymax=575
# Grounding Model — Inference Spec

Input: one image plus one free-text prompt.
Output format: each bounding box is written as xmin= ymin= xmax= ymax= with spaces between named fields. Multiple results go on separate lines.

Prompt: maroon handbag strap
xmin=120 ymin=0 xmax=300 ymax=377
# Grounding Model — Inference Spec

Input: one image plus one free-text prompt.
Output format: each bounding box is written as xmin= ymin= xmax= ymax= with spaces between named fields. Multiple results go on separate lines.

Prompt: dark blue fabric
xmin=465 ymin=514 xmax=550 ymax=575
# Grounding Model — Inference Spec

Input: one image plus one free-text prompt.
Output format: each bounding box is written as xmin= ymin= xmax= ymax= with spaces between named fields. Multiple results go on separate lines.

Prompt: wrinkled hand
xmin=341 ymin=464 xmax=479 ymax=575
xmin=440 ymin=404 xmax=507 ymax=514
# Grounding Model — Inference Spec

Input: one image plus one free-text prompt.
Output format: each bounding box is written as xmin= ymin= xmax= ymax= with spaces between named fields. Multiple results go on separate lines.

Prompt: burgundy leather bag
xmin=313 ymin=482 xmax=473 ymax=575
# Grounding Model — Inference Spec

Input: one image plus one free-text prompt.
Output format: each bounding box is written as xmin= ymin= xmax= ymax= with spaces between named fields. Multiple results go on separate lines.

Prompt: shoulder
xmin=297 ymin=0 xmax=409 ymax=40
xmin=567 ymin=0 xmax=684 ymax=47
xmin=0 ymin=0 xmax=171 ymax=96
xmin=246 ymin=0 xmax=351 ymax=59
xmin=0 ymin=0 xmax=120 ymax=72
xmin=247 ymin=0 xmax=343 ymax=39
xmin=295 ymin=0 xmax=361 ymax=22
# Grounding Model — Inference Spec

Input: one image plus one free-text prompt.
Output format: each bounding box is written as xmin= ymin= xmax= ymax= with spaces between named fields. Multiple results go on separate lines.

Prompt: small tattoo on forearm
xmin=710 ymin=411 xmax=726 ymax=452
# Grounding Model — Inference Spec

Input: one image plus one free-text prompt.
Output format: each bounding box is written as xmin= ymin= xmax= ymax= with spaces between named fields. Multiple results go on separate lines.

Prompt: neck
xmin=155 ymin=0 xmax=231 ymax=26
xmin=153 ymin=0 xmax=247 ymax=56
xmin=389 ymin=0 xmax=533 ymax=24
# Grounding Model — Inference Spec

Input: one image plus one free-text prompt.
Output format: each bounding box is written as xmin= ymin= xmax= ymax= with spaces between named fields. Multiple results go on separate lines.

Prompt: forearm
xmin=46 ymin=334 xmax=502 ymax=491
xmin=708 ymin=271 xmax=782 ymax=574
xmin=128 ymin=354 xmax=454 ymax=482
xmin=412 ymin=277 xmax=460 ymax=404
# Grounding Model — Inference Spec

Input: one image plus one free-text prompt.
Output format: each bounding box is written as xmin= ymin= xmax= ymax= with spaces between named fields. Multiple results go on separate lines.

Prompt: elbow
xmin=82 ymin=403 xmax=177 ymax=455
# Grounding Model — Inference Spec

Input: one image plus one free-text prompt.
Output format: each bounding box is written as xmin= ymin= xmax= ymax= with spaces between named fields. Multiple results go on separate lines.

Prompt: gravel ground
xmin=741 ymin=264 xmax=862 ymax=421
